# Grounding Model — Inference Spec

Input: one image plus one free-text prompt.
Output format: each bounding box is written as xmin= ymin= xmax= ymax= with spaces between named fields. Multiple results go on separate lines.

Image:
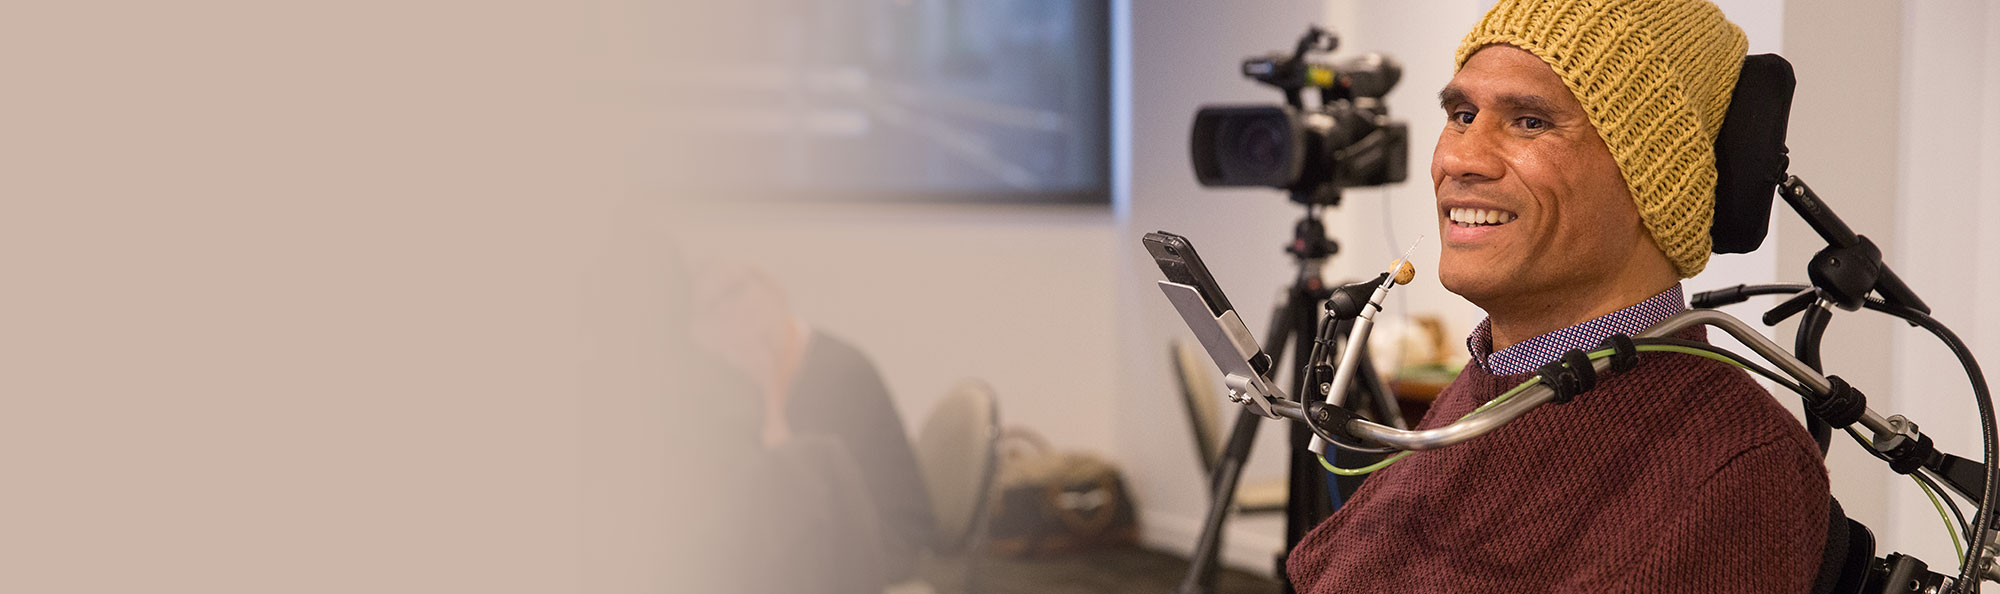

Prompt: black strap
xmin=1539 ymin=348 xmax=1599 ymax=404
xmin=1537 ymin=359 xmax=1578 ymax=404
xmin=1600 ymin=334 xmax=1640 ymax=373
xmin=1805 ymin=375 xmax=1868 ymax=429
xmin=1563 ymin=349 xmax=1597 ymax=393
xmin=1538 ymin=335 xmax=1652 ymax=404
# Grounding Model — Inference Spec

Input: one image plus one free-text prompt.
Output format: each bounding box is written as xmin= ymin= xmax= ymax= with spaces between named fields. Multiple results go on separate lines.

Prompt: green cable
xmin=1912 ymin=473 xmax=1966 ymax=561
xmin=1321 ymin=449 xmax=1409 ymax=475
xmin=1318 ymin=344 xmax=1767 ymax=476
xmin=1849 ymin=428 xmax=1966 ymax=563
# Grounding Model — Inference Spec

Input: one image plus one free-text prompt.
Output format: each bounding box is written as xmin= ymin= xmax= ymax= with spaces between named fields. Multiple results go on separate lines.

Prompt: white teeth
xmin=1449 ymin=208 xmax=1516 ymax=226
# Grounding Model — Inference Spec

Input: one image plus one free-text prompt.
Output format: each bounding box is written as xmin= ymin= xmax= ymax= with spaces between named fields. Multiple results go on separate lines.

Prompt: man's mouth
xmin=1447 ymin=207 xmax=1517 ymax=228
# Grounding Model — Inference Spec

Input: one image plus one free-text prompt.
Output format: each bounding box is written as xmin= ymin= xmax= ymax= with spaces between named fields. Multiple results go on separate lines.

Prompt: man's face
xmin=1431 ymin=45 xmax=1659 ymax=309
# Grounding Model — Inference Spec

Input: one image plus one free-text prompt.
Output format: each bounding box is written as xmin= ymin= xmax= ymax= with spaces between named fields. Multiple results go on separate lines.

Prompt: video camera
xmin=1189 ymin=27 xmax=1409 ymax=205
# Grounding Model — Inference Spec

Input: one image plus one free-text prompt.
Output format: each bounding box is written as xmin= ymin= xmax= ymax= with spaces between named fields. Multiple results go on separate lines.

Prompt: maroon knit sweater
xmin=1288 ymin=328 xmax=1829 ymax=593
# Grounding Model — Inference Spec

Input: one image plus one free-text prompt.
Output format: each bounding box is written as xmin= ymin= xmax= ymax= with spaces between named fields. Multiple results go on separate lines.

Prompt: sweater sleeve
xmin=1617 ymin=439 xmax=1829 ymax=594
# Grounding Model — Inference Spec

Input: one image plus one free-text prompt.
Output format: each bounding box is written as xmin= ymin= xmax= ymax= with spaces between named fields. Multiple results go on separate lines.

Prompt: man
xmin=1286 ymin=1 xmax=1829 ymax=592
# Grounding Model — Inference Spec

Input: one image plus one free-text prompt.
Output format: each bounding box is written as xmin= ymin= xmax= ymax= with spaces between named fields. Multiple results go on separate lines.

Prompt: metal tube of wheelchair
xmin=1338 ymin=309 xmax=1896 ymax=450
xmin=1269 ymin=398 xmax=1309 ymax=424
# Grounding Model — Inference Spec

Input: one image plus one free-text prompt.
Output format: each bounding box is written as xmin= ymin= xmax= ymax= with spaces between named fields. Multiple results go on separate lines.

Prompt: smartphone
xmin=1146 ymin=231 xmax=1273 ymax=378
xmin=1143 ymin=231 xmax=1235 ymax=318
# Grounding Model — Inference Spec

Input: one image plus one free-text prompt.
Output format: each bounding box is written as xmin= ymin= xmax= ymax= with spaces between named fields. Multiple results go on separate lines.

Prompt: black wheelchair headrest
xmin=1711 ymin=54 xmax=1796 ymax=254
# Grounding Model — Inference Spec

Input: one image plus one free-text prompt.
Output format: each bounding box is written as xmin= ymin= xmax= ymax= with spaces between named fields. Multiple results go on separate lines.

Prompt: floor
xmin=925 ymin=546 xmax=1282 ymax=594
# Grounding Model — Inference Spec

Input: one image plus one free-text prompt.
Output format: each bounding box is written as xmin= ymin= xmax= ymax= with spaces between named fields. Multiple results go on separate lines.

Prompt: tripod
xmin=1175 ymin=204 xmax=1405 ymax=594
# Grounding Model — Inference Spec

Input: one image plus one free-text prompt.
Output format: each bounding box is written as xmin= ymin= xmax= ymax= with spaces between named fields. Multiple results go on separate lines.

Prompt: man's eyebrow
xmin=1496 ymin=93 xmax=1564 ymax=115
xmin=1438 ymin=86 xmax=1467 ymax=110
xmin=1437 ymin=86 xmax=1566 ymax=115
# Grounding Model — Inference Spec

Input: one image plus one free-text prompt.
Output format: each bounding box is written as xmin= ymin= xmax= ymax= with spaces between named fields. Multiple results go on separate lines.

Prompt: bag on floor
xmin=983 ymin=427 xmax=1138 ymax=557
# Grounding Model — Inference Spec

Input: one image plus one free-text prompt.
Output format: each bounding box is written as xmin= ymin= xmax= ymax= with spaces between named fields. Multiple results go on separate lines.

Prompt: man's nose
xmin=1433 ymin=124 xmax=1505 ymax=183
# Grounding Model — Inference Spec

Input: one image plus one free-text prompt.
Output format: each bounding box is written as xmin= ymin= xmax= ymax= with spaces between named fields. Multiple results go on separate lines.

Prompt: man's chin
xmin=1437 ymin=266 xmax=1513 ymax=304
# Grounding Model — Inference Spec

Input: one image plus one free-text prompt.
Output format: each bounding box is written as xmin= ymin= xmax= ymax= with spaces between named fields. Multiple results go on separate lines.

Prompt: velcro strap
xmin=1539 ymin=349 xmax=1599 ymax=404
xmin=1600 ymin=334 xmax=1640 ymax=373
xmin=1806 ymin=375 xmax=1868 ymax=429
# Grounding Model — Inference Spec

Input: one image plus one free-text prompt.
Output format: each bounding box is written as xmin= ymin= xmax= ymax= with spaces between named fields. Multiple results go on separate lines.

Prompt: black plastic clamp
xmin=1806 ymin=375 xmax=1868 ymax=429
xmin=1305 ymin=400 xmax=1366 ymax=444
xmin=1600 ymin=334 xmax=1641 ymax=373
xmin=1540 ymin=349 xmax=1599 ymax=404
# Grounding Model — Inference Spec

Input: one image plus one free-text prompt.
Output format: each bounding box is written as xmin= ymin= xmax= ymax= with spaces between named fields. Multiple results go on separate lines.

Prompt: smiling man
xmin=1285 ymin=1 xmax=1830 ymax=592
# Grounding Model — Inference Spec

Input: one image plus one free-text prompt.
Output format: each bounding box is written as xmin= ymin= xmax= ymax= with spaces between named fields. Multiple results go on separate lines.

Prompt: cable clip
xmin=1540 ymin=349 xmax=1599 ymax=404
xmin=1806 ymin=375 xmax=1868 ymax=429
xmin=1600 ymin=334 xmax=1640 ymax=374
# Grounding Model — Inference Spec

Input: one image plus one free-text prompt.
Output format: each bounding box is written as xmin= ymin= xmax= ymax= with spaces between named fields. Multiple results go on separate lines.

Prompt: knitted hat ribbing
xmin=1456 ymin=0 xmax=1747 ymax=278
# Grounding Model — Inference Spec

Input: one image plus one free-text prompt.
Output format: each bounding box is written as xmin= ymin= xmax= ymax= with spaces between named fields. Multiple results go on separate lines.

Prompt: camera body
xmin=1190 ymin=100 xmax=1408 ymax=204
xmin=1189 ymin=31 xmax=1410 ymax=205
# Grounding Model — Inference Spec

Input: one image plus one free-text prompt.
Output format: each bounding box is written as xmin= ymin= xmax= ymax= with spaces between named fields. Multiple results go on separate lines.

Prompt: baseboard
xmin=1137 ymin=509 xmax=1287 ymax=579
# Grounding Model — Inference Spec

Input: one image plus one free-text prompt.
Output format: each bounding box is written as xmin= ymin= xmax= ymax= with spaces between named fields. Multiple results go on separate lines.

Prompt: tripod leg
xmin=1174 ymin=408 xmax=1262 ymax=594
xmin=1282 ymin=286 xmax=1332 ymax=594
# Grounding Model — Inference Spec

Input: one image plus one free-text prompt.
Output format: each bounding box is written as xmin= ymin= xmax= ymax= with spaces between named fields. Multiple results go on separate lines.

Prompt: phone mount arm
xmin=1158 ymin=281 xmax=1288 ymax=419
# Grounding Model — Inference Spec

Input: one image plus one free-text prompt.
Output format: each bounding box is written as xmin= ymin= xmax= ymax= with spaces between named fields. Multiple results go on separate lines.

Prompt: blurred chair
xmin=1172 ymin=340 xmax=1286 ymax=514
xmin=886 ymin=379 xmax=1001 ymax=594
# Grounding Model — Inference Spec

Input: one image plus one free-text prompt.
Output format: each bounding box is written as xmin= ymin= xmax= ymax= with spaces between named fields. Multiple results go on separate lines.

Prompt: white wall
xmin=1891 ymin=0 xmax=2000 ymax=580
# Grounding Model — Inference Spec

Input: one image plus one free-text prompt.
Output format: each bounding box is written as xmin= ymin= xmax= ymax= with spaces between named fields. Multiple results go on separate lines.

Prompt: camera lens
xmin=1219 ymin=115 xmax=1290 ymax=181
xmin=1189 ymin=104 xmax=1302 ymax=188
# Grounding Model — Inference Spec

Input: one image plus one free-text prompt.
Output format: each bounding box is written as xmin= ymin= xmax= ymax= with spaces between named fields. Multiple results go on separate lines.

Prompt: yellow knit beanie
xmin=1456 ymin=0 xmax=1747 ymax=278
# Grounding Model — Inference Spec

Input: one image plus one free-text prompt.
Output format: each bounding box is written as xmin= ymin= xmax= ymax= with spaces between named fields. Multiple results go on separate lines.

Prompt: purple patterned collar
xmin=1466 ymin=284 xmax=1687 ymax=375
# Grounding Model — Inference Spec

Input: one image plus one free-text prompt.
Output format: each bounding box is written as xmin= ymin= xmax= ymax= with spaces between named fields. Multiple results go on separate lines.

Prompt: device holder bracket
xmin=1158 ymin=280 xmax=1287 ymax=419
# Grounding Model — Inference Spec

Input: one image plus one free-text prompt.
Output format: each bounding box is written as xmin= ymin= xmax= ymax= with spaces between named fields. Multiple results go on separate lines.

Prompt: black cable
xmin=1304 ymin=316 xmax=1336 ymax=389
xmin=1303 ymin=317 xmax=1399 ymax=455
xmin=1925 ymin=470 xmax=1975 ymax=541
xmin=1625 ymin=337 xmax=1817 ymax=399
xmin=1933 ymin=472 xmax=1974 ymax=541
xmin=1869 ymin=303 xmax=1997 ymax=592
xmin=1308 ymin=416 xmax=1398 ymax=455
xmin=1797 ymin=304 xmax=1835 ymax=454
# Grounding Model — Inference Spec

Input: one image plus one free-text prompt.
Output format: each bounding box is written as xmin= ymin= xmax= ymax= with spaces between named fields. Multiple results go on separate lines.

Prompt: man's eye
xmin=1449 ymin=111 xmax=1475 ymax=125
xmin=1518 ymin=117 xmax=1547 ymax=130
